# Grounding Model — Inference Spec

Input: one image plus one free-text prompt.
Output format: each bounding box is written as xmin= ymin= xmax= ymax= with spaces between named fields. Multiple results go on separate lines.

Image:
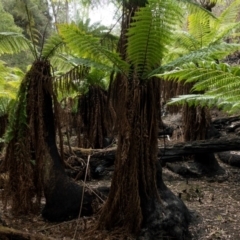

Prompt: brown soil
xmin=0 ymin=158 xmax=240 ymax=240
xmin=163 ymin=160 xmax=240 ymax=240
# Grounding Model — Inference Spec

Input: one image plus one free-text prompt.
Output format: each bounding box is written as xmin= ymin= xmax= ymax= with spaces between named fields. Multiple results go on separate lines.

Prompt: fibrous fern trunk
xmin=98 ymin=74 xmax=162 ymax=234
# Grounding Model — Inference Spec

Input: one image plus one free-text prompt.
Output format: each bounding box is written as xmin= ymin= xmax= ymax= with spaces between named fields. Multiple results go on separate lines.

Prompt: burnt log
xmin=64 ymin=136 xmax=240 ymax=161
xmin=159 ymin=136 xmax=240 ymax=157
xmin=212 ymin=115 xmax=240 ymax=129
xmin=217 ymin=151 xmax=240 ymax=167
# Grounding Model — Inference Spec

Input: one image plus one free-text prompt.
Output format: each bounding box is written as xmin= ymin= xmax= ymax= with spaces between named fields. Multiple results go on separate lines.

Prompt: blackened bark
xmin=41 ymin=80 xmax=101 ymax=222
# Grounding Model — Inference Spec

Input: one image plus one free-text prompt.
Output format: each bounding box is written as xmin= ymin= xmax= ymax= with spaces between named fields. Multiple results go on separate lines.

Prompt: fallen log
xmin=160 ymin=136 xmax=240 ymax=156
xmin=63 ymin=136 xmax=240 ymax=159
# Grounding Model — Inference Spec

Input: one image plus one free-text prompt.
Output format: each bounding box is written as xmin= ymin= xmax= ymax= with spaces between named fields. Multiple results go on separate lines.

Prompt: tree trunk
xmin=97 ymin=78 xmax=161 ymax=233
xmin=97 ymin=77 xmax=191 ymax=239
xmin=182 ymin=105 xmax=224 ymax=175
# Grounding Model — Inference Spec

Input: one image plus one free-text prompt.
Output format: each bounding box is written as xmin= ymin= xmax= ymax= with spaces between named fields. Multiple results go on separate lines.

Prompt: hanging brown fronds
xmin=2 ymin=59 xmax=62 ymax=214
xmin=53 ymin=65 xmax=90 ymax=94
xmin=77 ymin=85 xmax=116 ymax=149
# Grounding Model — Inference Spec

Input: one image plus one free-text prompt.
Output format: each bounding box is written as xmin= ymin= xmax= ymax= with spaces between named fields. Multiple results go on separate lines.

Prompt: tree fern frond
xmin=42 ymin=33 xmax=66 ymax=59
xmin=168 ymin=94 xmax=219 ymax=107
xmin=49 ymin=54 xmax=75 ymax=73
xmin=168 ymin=93 xmax=240 ymax=114
xmin=64 ymin=55 xmax=117 ymax=72
xmin=150 ymin=42 xmax=240 ymax=76
xmin=187 ymin=12 xmax=212 ymax=47
xmin=0 ymin=32 xmax=32 ymax=55
xmin=217 ymin=0 xmax=240 ymax=25
xmin=127 ymin=0 xmax=182 ymax=78
xmin=58 ymin=23 xmax=128 ymax=73
xmin=180 ymin=0 xmax=216 ymax=18
xmin=211 ymin=22 xmax=240 ymax=45
xmin=191 ymin=62 xmax=239 ymax=91
xmin=157 ymin=60 xmax=240 ymax=113
xmin=171 ymin=30 xmax=201 ymax=51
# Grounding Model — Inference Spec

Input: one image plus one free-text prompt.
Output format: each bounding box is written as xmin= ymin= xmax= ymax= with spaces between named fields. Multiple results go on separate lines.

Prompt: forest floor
xmin=1 ymin=111 xmax=240 ymax=239
xmin=0 ymin=160 xmax=240 ymax=240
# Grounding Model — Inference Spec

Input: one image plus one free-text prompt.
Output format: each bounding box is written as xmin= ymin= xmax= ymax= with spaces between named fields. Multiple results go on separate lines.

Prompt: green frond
xmin=150 ymin=42 xmax=240 ymax=76
xmin=217 ymin=0 xmax=240 ymax=26
xmin=157 ymin=60 xmax=240 ymax=113
xmin=46 ymin=54 xmax=74 ymax=73
xmin=168 ymin=92 xmax=240 ymax=114
xmin=180 ymin=0 xmax=216 ymax=19
xmin=42 ymin=33 xmax=66 ymax=59
xmin=170 ymin=30 xmax=201 ymax=52
xmin=191 ymin=62 xmax=239 ymax=92
xmin=63 ymin=55 xmax=116 ymax=72
xmin=0 ymin=32 xmax=32 ymax=55
xmin=211 ymin=22 xmax=240 ymax=44
xmin=58 ymin=23 xmax=128 ymax=73
xmin=203 ymin=1 xmax=240 ymax=45
xmin=159 ymin=0 xmax=240 ymax=69
xmin=0 ymin=61 xmax=23 ymax=115
xmin=127 ymin=0 xmax=183 ymax=78
xmin=187 ymin=12 xmax=212 ymax=47
xmin=168 ymin=94 xmax=219 ymax=107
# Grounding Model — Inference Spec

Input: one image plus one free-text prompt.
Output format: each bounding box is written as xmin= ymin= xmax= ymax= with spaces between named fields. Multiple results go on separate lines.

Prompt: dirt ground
xmin=0 ymin=157 xmax=240 ymax=240
xmin=163 ymin=159 xmax=240 ymax=240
